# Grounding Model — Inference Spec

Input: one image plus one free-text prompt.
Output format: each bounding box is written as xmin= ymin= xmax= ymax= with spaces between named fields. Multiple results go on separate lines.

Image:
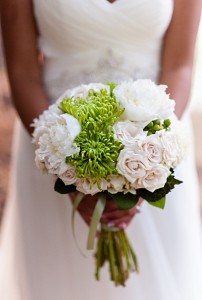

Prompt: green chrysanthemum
xmin=60 ymin=88 xmax=123 ymax=127
xmin=60 ymin=87 xmax=124 ymax=183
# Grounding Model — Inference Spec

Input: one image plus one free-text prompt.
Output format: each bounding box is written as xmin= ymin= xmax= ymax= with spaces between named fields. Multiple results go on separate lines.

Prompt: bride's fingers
xmin=111 ymin=213 xmax=137 ymax=228
xmin=101 ymin=203 xmax=143 ymax=226
xmin=102 ymin=207 xmax=136 ymax=219
xmin=101 ymin=214 xmax=134 ymax=229
xmin=104 ymin=197 xmax=144 ymax=213
xmin=71 ymin=193 xmax=144 ymax=229
xmin=103 ymin=198 xmax=144 ymax=219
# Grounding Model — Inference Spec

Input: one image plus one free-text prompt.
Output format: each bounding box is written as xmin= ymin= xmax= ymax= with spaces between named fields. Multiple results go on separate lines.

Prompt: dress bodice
xmin=33 ymin=0 xmax=173 ymax=102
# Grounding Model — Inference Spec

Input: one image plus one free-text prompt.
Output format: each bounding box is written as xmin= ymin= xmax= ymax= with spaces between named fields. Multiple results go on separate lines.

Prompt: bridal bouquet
xmin=32 ymin=79 xmax=187 ymax=286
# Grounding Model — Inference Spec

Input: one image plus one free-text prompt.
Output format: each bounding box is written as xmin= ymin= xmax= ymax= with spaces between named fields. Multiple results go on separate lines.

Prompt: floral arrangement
xmin=32 ymin=79 xmax=187 ymax=286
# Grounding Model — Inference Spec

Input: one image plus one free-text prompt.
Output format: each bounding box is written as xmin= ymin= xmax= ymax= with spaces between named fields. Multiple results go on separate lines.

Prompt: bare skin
xmin=0 ymin=0 xmax=49 ymax=132
xmin=159 ymin=0 xmax=202 ymax=117
xmin=1 ymin=0 xmax=201 ymax=228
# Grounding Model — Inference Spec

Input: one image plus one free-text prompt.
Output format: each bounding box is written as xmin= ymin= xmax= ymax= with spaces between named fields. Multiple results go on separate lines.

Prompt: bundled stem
xmin=95 ymin=225 xmax=139 ymax=286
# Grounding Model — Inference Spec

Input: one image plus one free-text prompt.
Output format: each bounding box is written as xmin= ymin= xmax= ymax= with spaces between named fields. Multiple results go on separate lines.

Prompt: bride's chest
xmin=33 ymin=0 xmax=173 ymax=42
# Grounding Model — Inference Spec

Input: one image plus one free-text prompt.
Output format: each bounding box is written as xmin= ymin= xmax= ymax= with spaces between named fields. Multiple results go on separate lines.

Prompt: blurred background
xmin=0 ymin=22 xmax=202 ymax=225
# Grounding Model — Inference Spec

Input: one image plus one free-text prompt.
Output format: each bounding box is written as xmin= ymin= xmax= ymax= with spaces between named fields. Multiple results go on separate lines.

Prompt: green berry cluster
xmin=144 ymin=119 xmax=171 ymax=136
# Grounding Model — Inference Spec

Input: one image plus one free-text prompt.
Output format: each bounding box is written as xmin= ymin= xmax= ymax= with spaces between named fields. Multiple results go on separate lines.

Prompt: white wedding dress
xmin=1 ymin=0 xmax=202 ymax=299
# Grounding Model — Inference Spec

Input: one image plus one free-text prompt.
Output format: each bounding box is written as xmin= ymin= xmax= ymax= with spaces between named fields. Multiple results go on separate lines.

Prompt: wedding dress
xmin=1 ymin=0 xmax=202 ymax=299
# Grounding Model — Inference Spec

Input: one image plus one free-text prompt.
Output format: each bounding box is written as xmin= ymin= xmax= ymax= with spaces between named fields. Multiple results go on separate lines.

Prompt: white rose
xmin=117 ymin=148 xmax=151 ymax=184
xmin=34 ymin=113 xmax=81 ymax=175
xmin=107 ymin=175 xmax=126 ymax=194
xmin=59 ymin=165 xmax=77 ymax=185
xmin=157 ymin=130 xmax=179 ymax=168
xmin=113 ymin=121 xmax=143 ymax=146
xmin=76 ymin=178 xmax=108 ymax=195
xmin=141 ymin=135 xmax=163 ymax=164
xmin=57 ymin=83 xmax=110 ymax=101
xmin=113 ymin=79 xmax=175 ymax=122
xmin=137 ymin=165 xmax=170 ymax=192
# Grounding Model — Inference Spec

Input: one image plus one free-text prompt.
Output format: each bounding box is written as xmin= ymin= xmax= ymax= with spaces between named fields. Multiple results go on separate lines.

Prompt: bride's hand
xmin=69 ymin=192 xmax=143 ymax=229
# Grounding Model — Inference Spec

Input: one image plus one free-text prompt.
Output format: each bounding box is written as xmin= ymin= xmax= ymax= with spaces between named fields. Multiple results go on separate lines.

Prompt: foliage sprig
xmin=144 ymin=119 xmax=171 ymax=135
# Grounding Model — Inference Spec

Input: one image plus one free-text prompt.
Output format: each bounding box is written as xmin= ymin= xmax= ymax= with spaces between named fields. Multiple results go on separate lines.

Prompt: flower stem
xmin=95 ymin=226 xmax=139 ymax=286
xmin=108 ymin=230 xmax=118 ymax=285
xmin=95 ymin=234 xmax=104 ymax=281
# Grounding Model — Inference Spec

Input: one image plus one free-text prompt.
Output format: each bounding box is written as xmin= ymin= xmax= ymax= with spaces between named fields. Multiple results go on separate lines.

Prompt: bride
xmin=1 ymin=0 xmax=202 ymax=299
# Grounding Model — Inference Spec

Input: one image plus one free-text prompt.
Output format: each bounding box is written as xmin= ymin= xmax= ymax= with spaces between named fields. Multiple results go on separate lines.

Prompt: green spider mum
xmin=60 ymin=86 xmax=124 ymax=183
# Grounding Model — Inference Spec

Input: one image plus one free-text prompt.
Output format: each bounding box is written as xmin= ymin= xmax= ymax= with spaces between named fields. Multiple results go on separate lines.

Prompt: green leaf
xmin=87 ymin=194 xmax=106 ymax=250
xmin=110 ymin=193 xmax=139 ymax=210
xmin=137 ymin=174 xmax=182 ymax=202
xmin=148 ymin=197 xmax=166 ymax=209
xmin=167 ymin=174 xmax=182 ymax=186
xmin=54 ymin=178 xmax=76 ymax=194
xmin=136 ymin=188 xmax=164 ymax=202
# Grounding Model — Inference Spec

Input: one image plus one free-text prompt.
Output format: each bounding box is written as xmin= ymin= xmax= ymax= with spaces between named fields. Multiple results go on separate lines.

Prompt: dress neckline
xmin=95 ymin=0 xmax=122 ymax=9
xmin=106 ymin=0 xmax=117 ymax=3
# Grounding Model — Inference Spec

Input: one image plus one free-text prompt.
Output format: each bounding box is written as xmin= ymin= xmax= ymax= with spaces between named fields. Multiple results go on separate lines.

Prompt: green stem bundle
xmin=95 ymin=225 xmax=139 ymax=286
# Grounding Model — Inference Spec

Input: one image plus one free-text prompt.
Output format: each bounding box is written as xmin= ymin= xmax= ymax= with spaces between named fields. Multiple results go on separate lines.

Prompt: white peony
xmin=116 ymin=147 xmax=151 ymax=184
xmin=34 ymin=113 xmax=81 ymax=175
xmin=32 ymin=104 xmax=63 ymax=144
xmin=59 ymin=164 xmax=77 ymax=185
xmin=169 ymin=117 xmax=189 ymax=165
xmin=57 ymin=83 xmax=110 ymax=101
xmin=113 ymin=121 xmax=144 ymax=146
xmin=35 ymin=157 xmax=48 ymax=174
xmin=113 ymin=79 xmax=175 ymax=123
xmin=76 ymin=178 xmax=108 ymax=195
xmin=136 ymin=165 xmax=170 ymax=192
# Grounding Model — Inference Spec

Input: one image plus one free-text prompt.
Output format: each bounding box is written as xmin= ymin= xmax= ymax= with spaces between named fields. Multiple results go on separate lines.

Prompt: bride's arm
xmin=0 ymin=0 xmax=49 ymax=134
xmin=159 ymin=0 xmax=202 ymax=119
